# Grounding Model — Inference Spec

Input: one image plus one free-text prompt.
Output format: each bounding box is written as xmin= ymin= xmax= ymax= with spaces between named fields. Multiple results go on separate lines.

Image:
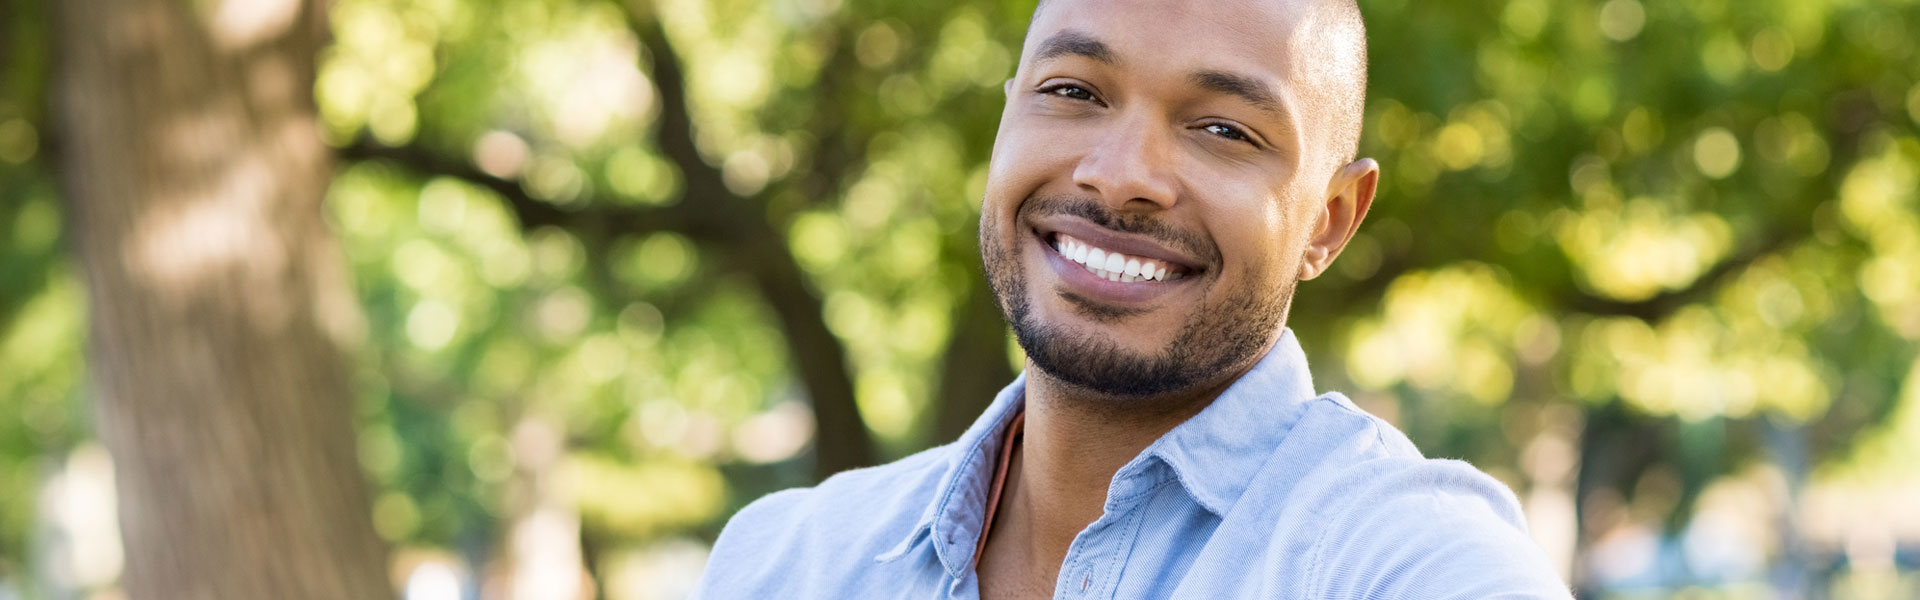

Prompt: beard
xmin=980 ymin=193 xmax=1295 ymax=400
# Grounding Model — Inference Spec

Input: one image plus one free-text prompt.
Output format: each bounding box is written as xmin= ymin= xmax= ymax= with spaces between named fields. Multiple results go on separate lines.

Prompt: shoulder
xmin=692 ymin=445 xmax=953 ymax=597
xmin=725 ymin=445 xmax=950 ymax=534
xmin=1289 ymin=396 xmax=1571 ymax=598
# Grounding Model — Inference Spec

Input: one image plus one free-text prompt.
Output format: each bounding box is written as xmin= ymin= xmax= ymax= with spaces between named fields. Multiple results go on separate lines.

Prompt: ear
xmin=1298 ymin=158 xmax=1379 ymax=281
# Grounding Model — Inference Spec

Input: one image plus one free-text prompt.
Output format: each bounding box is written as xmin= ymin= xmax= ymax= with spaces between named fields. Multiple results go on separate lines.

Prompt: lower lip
xmin=1034 ymin=230 xmax=1192 ymax=305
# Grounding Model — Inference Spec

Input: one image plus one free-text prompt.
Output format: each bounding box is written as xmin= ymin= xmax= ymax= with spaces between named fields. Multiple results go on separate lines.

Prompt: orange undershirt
xmin=972 ymin=411 xmax=1025 ymax=566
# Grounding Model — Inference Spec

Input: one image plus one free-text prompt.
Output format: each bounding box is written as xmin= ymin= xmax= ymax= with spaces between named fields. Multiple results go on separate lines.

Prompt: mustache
xmin=1023 ymin=194 xmax=1220 ymax=266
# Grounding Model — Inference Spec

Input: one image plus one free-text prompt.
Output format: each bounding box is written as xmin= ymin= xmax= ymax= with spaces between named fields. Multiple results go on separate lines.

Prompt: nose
xmin=1071 ymin=114 xmax=1179 ymax=212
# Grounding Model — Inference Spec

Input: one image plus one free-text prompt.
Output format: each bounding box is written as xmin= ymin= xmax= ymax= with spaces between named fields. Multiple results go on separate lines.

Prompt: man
xmin=694 ymin=0 xmax=1571 ymax=597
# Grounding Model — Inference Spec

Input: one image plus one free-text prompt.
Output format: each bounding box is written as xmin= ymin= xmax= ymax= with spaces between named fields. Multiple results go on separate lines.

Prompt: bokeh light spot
xmin=473 ymin=131 xmax=531 ymax=179
xmin=0 ymin=118 xmax=38 ymax=164
xmin=1598 ymin=0 xmax=1645 ymax=42
xmin=1749 ymin=29 xmax=1794 ymax=72
xmin=406 ymin=299 xmax=460 ymax=349
xmin=1693 ymin=127 xmax=1741 ymax=179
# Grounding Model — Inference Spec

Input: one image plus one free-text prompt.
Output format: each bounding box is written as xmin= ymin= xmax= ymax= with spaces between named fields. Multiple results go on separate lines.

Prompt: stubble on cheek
xmin=978 ymin=209 xmax=1026 ymax=323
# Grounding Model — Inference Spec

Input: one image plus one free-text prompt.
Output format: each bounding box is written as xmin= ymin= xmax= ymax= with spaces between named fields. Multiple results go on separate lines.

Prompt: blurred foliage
xmin=2 ymin=0 xmax=1919 ymax=596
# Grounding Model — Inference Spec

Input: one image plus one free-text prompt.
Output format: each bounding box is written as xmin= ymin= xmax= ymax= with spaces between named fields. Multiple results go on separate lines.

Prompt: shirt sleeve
xmin=1304 ymin=458 xmax=1573 ymax=600
xmin=688 ymin=488 xmax=812 ymax=600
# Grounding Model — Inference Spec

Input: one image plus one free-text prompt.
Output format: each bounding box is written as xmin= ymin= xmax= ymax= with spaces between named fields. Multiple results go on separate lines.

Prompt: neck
xmin=1002 ymin=368 xmax=1231 ymax=561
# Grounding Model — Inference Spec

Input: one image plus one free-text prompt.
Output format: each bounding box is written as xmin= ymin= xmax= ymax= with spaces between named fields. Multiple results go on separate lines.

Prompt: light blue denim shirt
xmin=693 ymin=329 xmax=1571 ymax=599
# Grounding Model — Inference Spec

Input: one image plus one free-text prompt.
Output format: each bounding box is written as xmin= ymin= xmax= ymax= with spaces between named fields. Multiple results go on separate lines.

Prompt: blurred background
xmin=1 ymin=0 xmax=1918 ymax=597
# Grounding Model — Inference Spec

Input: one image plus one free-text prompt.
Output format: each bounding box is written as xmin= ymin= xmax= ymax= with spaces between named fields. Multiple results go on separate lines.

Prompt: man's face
xmin=980 ymin=0 xmax=1358 ymax=399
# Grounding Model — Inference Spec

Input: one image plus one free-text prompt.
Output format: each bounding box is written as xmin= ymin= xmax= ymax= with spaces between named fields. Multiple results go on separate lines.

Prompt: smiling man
xmin=692 ymin=0 xmax=1570 ymax=597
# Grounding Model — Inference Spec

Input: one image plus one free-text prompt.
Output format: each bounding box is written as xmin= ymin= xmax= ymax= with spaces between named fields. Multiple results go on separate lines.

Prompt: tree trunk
xmin=55 ymin=0 xmax=391 ymax=597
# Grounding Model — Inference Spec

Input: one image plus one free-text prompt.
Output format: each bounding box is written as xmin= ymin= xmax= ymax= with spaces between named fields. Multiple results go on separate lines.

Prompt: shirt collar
xmin=1134 ymin=328 xmax=1318 ymax=516
xmin=874 ymin=370 xmax=1027 ymax=576
xmin=874 ymin=329 xmax=1319 ymax=573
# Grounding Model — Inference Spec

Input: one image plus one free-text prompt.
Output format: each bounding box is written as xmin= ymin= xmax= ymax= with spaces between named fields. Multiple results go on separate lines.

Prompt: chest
xmin=975 ymin=526 xmax=1059 ymax=600
xmin=971 ymin=482 xmax=1244 ymax=600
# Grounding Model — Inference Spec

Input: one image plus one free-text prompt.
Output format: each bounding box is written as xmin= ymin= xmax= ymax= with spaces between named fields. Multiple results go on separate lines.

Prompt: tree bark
xmin=56 ymin=0 xmax=390 ymax=597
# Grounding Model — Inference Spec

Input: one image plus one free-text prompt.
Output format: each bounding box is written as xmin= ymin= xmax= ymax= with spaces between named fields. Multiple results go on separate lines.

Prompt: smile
xmin=1051 ymin=233 xmax=1189 ymax=283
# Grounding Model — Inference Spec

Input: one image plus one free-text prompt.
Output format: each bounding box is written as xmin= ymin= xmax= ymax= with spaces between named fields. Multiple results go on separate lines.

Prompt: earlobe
xmin=1298 ymin=246 xmax=1328 ymax=280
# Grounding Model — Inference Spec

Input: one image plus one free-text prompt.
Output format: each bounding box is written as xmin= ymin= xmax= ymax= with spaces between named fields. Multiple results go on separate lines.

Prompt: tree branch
xmin=1559 ymin=224 xmax=1807 ymax=322
xmin=343 ymin=3 xmax=887 ymax=478
xmin=623 ymin=7 xmax=875 ymax=478
xmin=335 ymin=136 xmax=707 ymax=240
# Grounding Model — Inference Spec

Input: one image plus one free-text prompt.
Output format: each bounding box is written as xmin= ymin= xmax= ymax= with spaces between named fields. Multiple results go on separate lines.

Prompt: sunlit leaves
xmin=6 ymin=0 xmax=1920 ymax=591
xmin=1690 ymin=127 xmax=1742 ymax=179
xmin=1839 ymin=136 xmax=1920 ymax=339
xmin=319 ymin=0 xmax=443 ymax=144
xmin=1332 ymin=5 xmax=1920 ymax=558
xmin=513 ymin=5 xmax=655 ymax=149
xmin=1345 ymin=264 xmax=1537 ymax=406
xmin=1575 ymin=309 xmax=1830 ymax=422
xmin=605 ymin=145 xmax=685 ymax=205
xmin=0 ymin=133 xmax=83 ymax=578
xmin=926 ymin=10 xmax=1013 ymax=93
xmin=0 ymin=117 xmax=38 ymax=165
xmin=1555 ymin=198 xmax=1733 ymax=302
xmin=567 ymin=453 xmax=726 ymax=539
xmin=612 ymin=232 xmax=699 ymax=291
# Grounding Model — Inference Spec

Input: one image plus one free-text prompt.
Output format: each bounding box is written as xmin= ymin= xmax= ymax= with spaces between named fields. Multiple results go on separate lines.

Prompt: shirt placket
xmin=1052 ymin=468 xmax=1170 ymax=600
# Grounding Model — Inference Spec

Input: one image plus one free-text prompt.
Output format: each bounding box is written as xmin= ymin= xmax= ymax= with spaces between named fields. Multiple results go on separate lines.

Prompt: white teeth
xmin=1053 ymin=233 xmax=1186 ymax=284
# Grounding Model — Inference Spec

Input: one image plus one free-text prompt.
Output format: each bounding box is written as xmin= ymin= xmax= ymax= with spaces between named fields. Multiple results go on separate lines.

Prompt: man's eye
xmin=1040 ymin=84 xmax=1096 ymax=101
xmin=1203 ymin=123 xmax=1252 ymax=143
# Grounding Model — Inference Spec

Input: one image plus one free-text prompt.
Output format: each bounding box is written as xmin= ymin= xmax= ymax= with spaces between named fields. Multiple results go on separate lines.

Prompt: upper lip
xmin=1032 ymin=216 xmax=1207 ymax=274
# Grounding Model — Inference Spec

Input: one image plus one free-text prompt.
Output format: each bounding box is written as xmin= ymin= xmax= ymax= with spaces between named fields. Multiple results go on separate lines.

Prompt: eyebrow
xmin=1033 ymin=30 xmax=1117 ymax=65
xmin=1190 ymin=70 xmax=1283 ymax=117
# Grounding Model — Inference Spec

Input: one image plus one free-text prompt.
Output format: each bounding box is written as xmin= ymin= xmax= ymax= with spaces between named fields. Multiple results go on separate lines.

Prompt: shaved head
xmin=1292 ymin=0 xmax=1369 ymax=166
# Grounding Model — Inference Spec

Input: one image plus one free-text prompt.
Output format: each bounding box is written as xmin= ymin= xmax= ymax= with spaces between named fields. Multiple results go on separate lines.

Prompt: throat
xmin=976 ymin=417 xmax=1062 ymax=599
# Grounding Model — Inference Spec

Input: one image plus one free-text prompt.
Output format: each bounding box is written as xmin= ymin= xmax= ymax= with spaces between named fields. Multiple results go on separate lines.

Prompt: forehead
xmin=1021 ymin=0 xmax=1307 ymax=80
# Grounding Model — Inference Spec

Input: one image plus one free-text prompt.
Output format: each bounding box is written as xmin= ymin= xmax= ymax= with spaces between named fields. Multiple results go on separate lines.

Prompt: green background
xmin=2 ymin=0 xmax=1918 ymax=597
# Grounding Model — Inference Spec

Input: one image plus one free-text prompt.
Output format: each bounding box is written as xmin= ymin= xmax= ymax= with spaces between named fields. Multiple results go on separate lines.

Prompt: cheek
xmin=983 ymin=127 xmax=1080 ymax=217
xmin=1209 ymin=193 xmax=1302 ymax=283
xmin=990 ymin=108 xmax=1091 ymax=177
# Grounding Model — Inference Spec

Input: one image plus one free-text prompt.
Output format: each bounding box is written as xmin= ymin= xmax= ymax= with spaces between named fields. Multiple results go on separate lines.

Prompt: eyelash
xmin=1038 ymin=83 xmax=1101 ymax=104
xmin=1035 ymin=83 xmax=1258 ymax=147
xmin=1202 ymin=122 xmax=1252 ymax=143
